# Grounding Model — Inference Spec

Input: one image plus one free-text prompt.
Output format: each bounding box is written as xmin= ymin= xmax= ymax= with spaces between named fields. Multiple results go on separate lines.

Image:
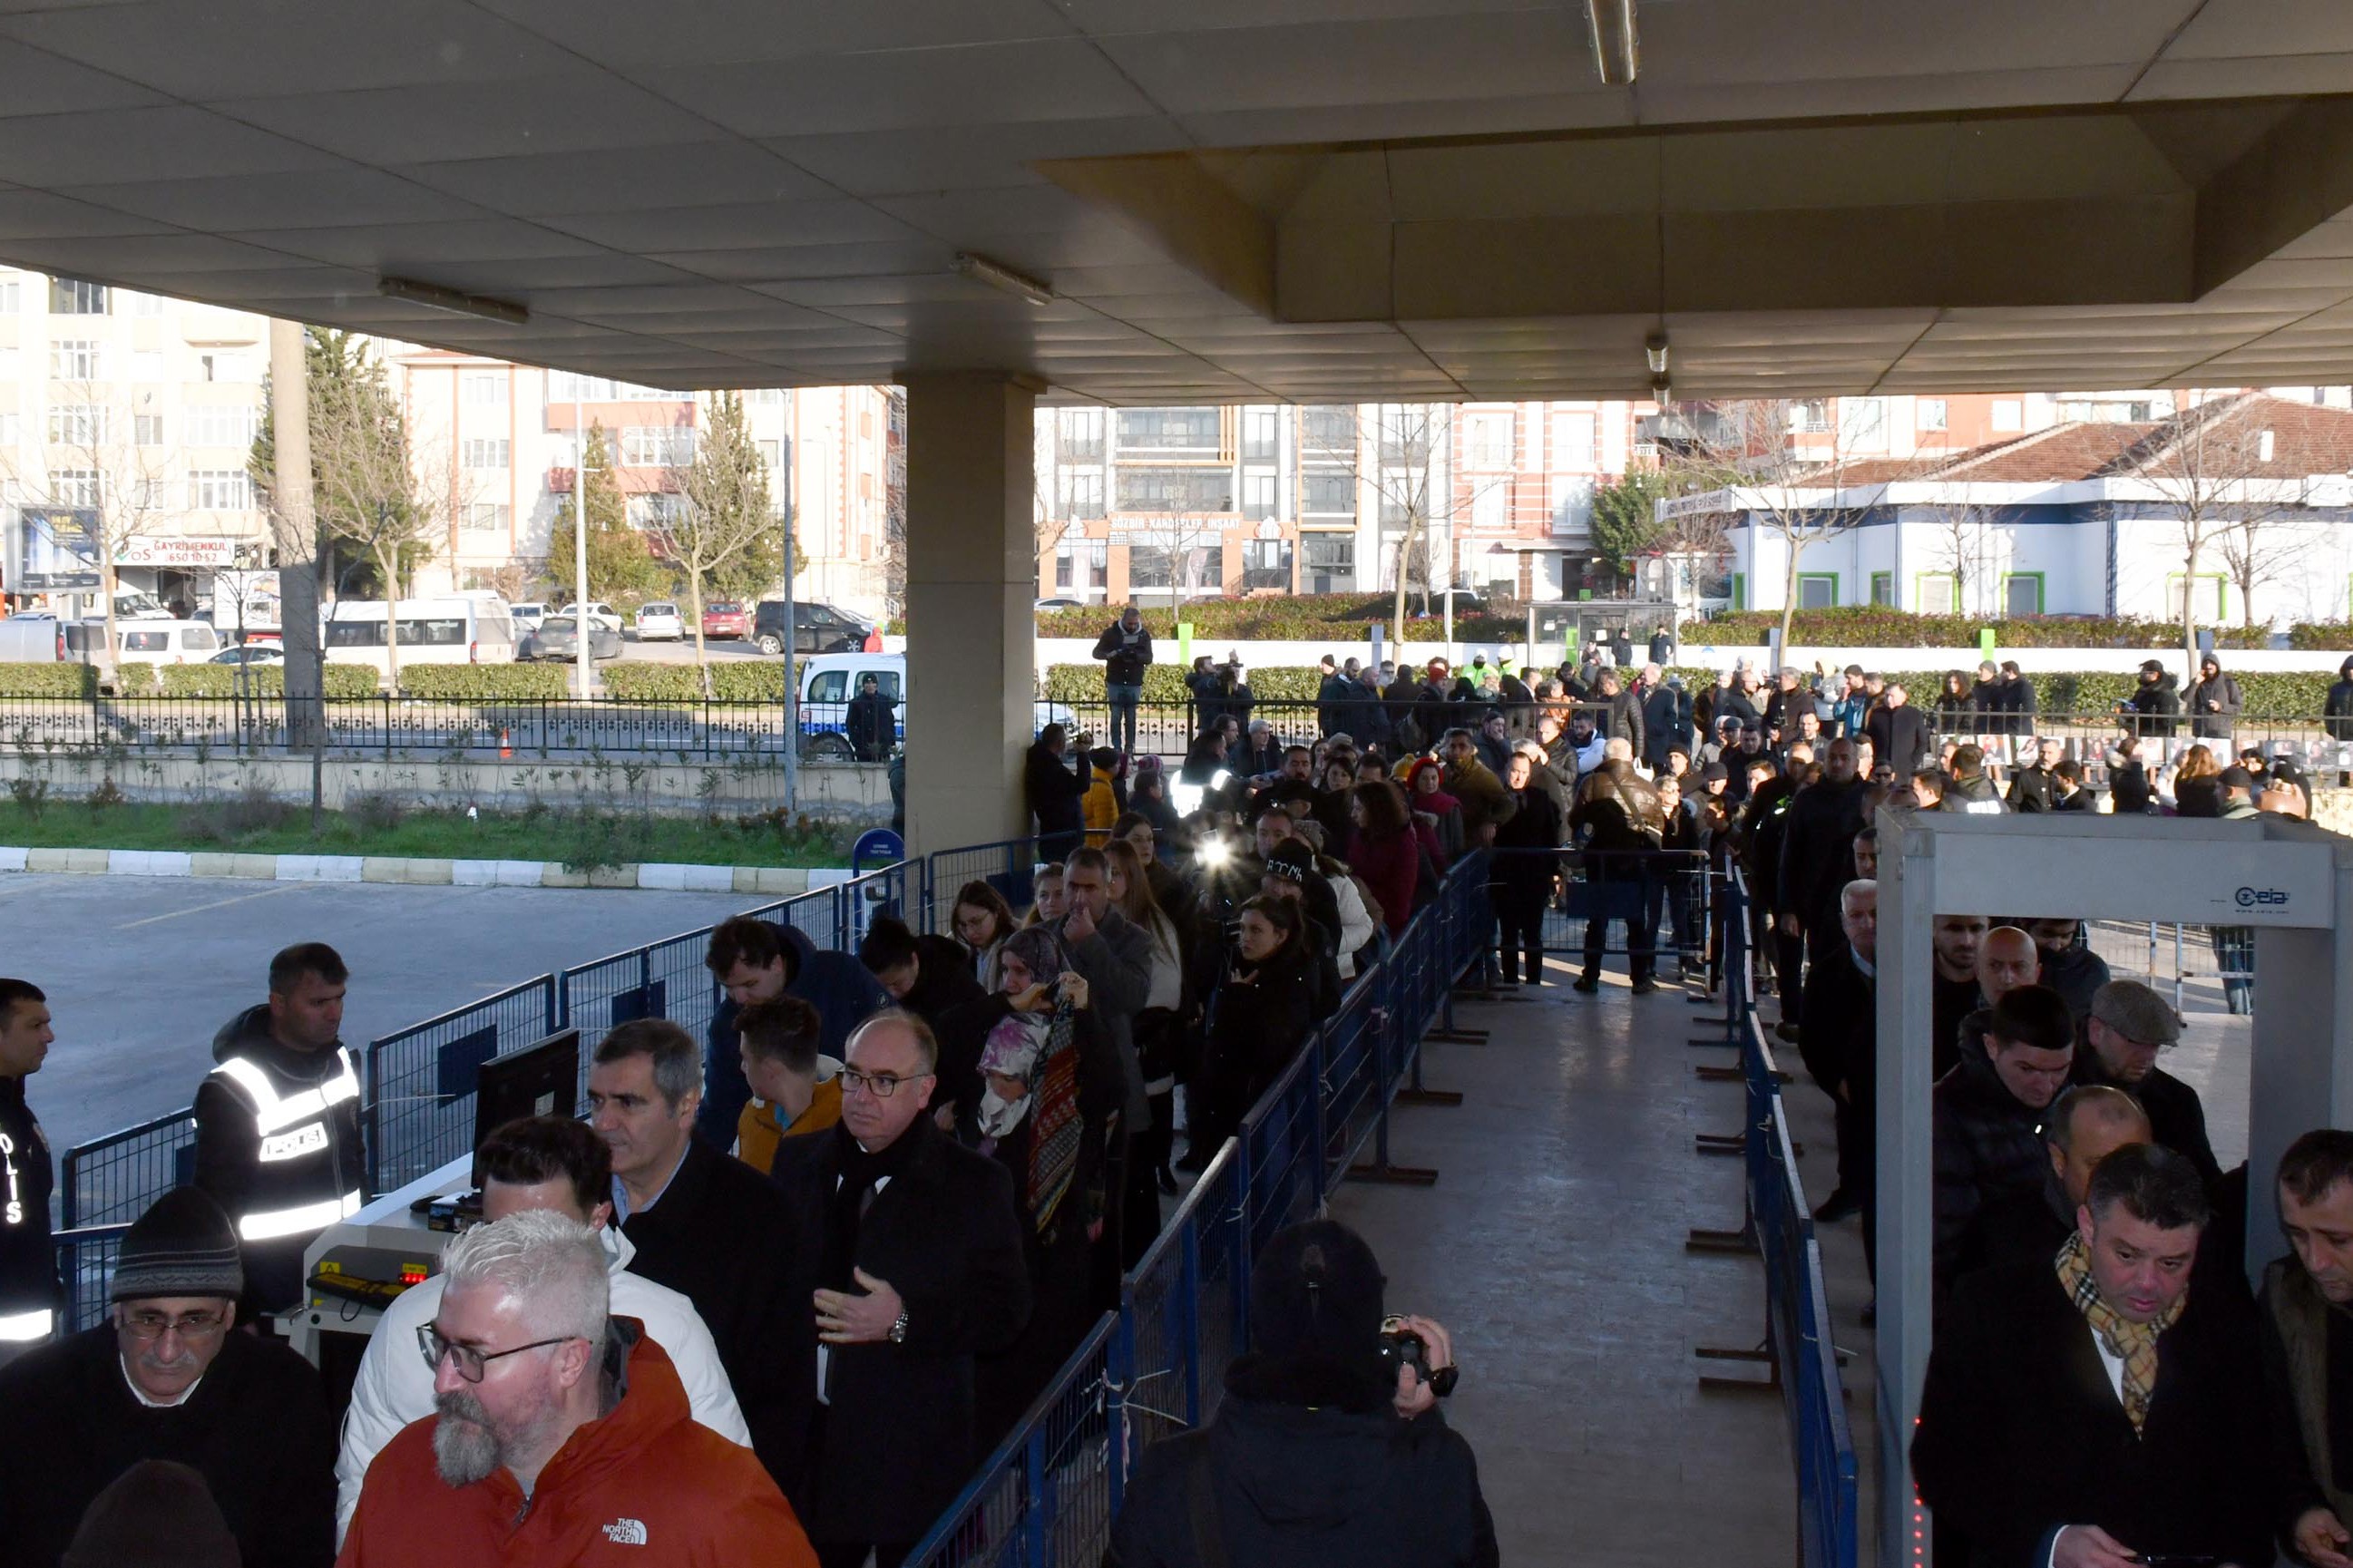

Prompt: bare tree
xmin=2120 ymin=391 xmax=2309 ymax=665
xmin=1923 ymin=480 xmax=2007 ymax=618
xmin=2211 ymin=509 xmax=2316 ymax=628
xmin=3 ymin=375 xmax=181 ymax=669
xmin=1302 ymin=403 xmax=1504 ymax=647
xmin=1677 ymin=399 xmax=1893 ymax=648
xmin=1123 ymin=502 xmax=1220 ymax=612
xmin=654 ymin=391 xmax=776 ymax=693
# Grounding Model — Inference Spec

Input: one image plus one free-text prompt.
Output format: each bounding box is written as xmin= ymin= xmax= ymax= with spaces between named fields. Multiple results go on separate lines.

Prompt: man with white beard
xmin=338 ymin=1211 xmax=815 ymax=1565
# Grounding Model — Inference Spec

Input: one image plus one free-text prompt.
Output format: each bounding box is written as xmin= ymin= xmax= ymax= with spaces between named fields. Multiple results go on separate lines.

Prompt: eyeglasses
xmin=839 ymin=1066 xmax=932 ymax=1098
xmin=418 ymin=1324 xmax=577 ymax=1383
xmin=122 ymin=1308 xmax=227 ymax=1340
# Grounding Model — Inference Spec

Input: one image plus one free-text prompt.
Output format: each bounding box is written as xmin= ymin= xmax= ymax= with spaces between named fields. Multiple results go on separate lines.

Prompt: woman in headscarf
xmin=962 ymin=922 xmax=1121 ymax=1447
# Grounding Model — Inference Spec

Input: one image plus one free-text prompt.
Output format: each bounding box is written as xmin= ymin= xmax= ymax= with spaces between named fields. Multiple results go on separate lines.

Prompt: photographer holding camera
xmin=1108 ymin=1219 xmax=1498 ymax=1568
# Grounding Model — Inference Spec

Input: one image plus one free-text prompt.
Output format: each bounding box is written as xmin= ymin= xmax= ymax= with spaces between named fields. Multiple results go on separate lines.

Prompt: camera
xmin=1378 ymin=1316 xmax=1458 ymax=1396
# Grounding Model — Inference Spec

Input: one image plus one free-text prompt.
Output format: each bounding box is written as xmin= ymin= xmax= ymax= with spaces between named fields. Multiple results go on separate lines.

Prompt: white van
xmin=795 ymin=652 xmax=1076 ymax=759
xmin=319 ymin=598 xmax=518 ymax=677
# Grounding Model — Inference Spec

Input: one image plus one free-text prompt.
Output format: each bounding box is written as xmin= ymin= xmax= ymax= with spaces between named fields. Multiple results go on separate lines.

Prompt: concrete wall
xmin=0 ymin=748 xmax=893 ymax=820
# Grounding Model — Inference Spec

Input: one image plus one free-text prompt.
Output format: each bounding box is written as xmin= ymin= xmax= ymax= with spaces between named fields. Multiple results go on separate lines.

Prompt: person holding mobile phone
xmin=1914 ymin=1144 xmax=2269 ymax=1568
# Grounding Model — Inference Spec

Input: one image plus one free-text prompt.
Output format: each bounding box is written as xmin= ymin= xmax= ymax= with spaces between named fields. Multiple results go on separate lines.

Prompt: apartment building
xmin=1035 ymin=399 xmax=1654 ymax=606
xmin=381 ymin=345 xmax=904 ymax=619
xmin=0 ymin=269 xmax=270 ymax=616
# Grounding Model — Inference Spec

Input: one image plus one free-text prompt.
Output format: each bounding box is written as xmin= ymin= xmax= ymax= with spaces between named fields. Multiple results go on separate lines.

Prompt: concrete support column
xmin=903 ymin=374 xmax=1037 ymax=853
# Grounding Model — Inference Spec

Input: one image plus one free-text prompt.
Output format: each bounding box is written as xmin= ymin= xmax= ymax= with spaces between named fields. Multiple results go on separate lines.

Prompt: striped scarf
xmin=2055 ymin=1229 xmax=2182 ymax=1435
xmin=1024 ymin=1000 xmax=1082 ymax=1239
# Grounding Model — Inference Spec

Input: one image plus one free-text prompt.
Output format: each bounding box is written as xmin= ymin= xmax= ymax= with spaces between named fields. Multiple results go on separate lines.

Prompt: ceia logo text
xmin=2236 ymin=886 xmax=2290 ymax=909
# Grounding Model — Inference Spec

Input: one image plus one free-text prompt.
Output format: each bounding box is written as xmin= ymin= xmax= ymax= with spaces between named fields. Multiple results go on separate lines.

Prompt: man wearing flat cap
xmin=0 ymin=1186 xmax=337 ymax=1568
xmin=2071 ymin=978 xmax=2222 ymax=1190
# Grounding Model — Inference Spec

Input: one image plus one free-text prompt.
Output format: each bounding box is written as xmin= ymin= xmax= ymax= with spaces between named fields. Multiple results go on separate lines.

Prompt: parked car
xmin=562 ymin=600 xmax=622 ymax=633
xmin=521 ymin=614 xmax=622 ymax=662
xmin=208 ymin=644 xmax=285 ymax=667
xmin=701 ymin=600 xmax=748 ymax=639
xmin=1034 ymin=597 xmax=1087 ymax=611
xmin=508 ymin=602 xmax=548 ymax=633
xmin=753 ymin=599 xmax=869 ymax=657
xmin=634 ymin=601 xmax=685 ymax=641
xmin=794 ymin=652 xmax=1075 ymax=762
xmin=112 ymin=618 xmax=222 ymax=665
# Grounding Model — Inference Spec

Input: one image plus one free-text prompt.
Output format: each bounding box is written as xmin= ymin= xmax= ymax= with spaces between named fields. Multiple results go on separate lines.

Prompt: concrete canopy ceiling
xmin=3 ymin=0 xmax=2352 ymax=403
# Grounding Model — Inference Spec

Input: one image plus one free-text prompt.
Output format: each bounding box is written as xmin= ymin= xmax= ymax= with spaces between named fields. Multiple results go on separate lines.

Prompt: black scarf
xmin=822 ymin=1115 xmax=927 ymax=1292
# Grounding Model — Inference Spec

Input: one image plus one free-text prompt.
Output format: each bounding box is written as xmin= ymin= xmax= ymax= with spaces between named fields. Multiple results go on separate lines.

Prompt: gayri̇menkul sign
xmin=115 ymin=536 xmax=239 ymax=567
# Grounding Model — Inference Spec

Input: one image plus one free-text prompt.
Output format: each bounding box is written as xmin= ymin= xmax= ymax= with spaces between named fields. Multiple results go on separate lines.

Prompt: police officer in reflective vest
xmin=0 ymin=978 xmax=57 ymax=1355
xmin=193 ymin=942 xmax=365 ymax=1316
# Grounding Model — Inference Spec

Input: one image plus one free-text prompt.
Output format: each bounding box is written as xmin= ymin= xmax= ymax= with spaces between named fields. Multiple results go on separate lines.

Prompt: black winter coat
xmin=2124 ymin=674 xmax=2182 ymax=737
xmin=1639 ymin=682 xmax=1683 ymax=769
xmin=1025 ymin=740 xmax=1088 ymax=840
xmin=0 ymin=1075 xmax=54 ymax=1338
xmin=0 ymin=1322 xmax=336 ymax=1568
xmin=622 ymin=1137 xmax=815 ymax=1500
xmin=770 ymin=1117 xmax=1031 ymax=1545
xmin=1777 ymin=775 xmax=1870 ymax=937
xmin=1605 ymin=687 xmax=1645 ymax=755
xmin=1107 ymin=1355 xmax=1499 ymax=1568
xmin=2185 ymin=670 xmax=2243 ymax=739
xmin=1930 ymin=1048 xmax=2052 ymax=1294
xmin=1913 ymin=1260 xmax=2270 ymax=1568
xmin=845 ymin=690 xmax=895 ymax=761
xmin=1865 ymin=702 xmax=1933 ymax=774
xmin=2067 ymin=1052 xmax=2221 ymax=1191
xmin=1492 ymin=784 xmax=1563 ymax=891
xmin=1092 ymin=621 xmax=1154 ymax=687
xmin=2329 ymin=676 xmax=2353 ymax=742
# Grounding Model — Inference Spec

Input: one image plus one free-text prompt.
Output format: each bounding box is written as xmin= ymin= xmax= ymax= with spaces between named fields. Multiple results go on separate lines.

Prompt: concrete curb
xmin=0 ymin=846 xmax=820 ymax=896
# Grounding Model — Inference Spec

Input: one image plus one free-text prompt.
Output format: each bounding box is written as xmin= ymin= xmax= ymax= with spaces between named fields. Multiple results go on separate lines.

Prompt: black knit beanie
xmin=63 ymin=1460 xmax=240 ymax=1568
xmin=1250 ymin=1219 xmax=1386 ymax=1362
xmin=111 ymin=1188 xmax=243 ymax=1303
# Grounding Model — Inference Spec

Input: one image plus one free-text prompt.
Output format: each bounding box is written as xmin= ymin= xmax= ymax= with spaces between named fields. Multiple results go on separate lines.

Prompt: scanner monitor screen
xmin=471 ymin=1028 xmax=580 ymax=1185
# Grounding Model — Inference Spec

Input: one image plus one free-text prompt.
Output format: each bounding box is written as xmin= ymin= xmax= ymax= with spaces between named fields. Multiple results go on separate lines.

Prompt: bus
xmin=318 ymin=598 xmax=519 ymax=677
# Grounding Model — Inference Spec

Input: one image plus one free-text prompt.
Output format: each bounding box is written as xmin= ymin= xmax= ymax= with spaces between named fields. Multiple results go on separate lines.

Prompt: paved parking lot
xmin=3 ymin=872 xmax=759 ymax=1159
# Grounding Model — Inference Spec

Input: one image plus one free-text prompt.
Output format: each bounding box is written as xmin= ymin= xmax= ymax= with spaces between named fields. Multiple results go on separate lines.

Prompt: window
xmin=1301 ymin=405 xmax=1356 ymax=458
xmin=463 ymin=372 xmax=506 ymax=405
xmin=0 ymin=280 xmax=18 ymax=313
xmin=0 ymin=348 xmax=16 ymax=380
xmin=547 ymin=371 xmax=688 ymax=402
xmin=1550 ymin=410 xmax=1596 ymax=468
xmin=129 ymin=350 xmax=164 ymax=383
xmin=1241 ymin=407 xmax=1279 ymax=461
xmin=48 ymin=278 xmax=108 ymax=315
xmin=1116 ymin=408 xmax=1219 ymax=451
xmin=1059 ymin=471 xmax=1104 ymax=519
xmin=1054 ymin=541 xmax=1076 ymax=589
xmin=197 ymin=351 xmax=253 ymax=384
xmin=324 ymin=619 xmax=388 ymax=648
xmin=1796 ymin=573 xmax=1838 ymax=609
xmin=626 ymin=494 xmax=683 ymax=528
xmin=1914 ymin=572 xmax=1958 ymax=612
xmin=756 ymin=439 xmax=782 ymax=471
xmin=1128 ymin=544 xmax=1223 ymax=592
xmin=1301 ymin=472 xmax=1354 ymax=516
xmin=2001 ymin=573 xmax=2044 ymax=617
xmin=127 ymin=477 xmax=165 ymax=511
xmin=745 ymin=388 xmax=784 ymax=406
xmin=805 ymin=670 xmax=847 ymax=705
xmin=1116 ymin=466 xmax=1232 ymax=513
xmin=133 ymin=414 xmax=162 ymax=447
xmin=0 ymin=414 xmax=18 ymax=446
xmin=46 ymin=404 xmax=103 ymax=445
xmin=1843 ymin=398 xmax=1887 ymax=448
xmin=397 ymin=617 xmax=466 ymax=648
xmin=463 ymin=437 xmax=511 ymax=470
xmin=188 ymin=470 xmax=251 ymax=510
xmin=1302 ymin=533 xmax=1354 ymax=592
xmin=1791 ymin=400 xmax=1831 ymax=434
xmin=1240 ymin=539 xmax=1293 ymax=590
xmin=1059 ymin=407 xmax=1105 ymax=461
xmin=130 ymin=291 xmax=164 ymax=317
xmin=1376 ymin=405 xmax=1433 ymax=465
xmin=465 ymin=502 xmax=511 ymax=534
xmin=183 ymin=404 xmax=254 ymax=446
xmin=1991 ymin=400 xmax=2023 ymax=433
xmin=1467 ymin=413 xmax=1511 ymax=470
xmin=1471 ymin=483 xmax=1507 ymax=531
xmin=1242 ymin=471 xmax=1277 ymax=521
xmin=51 ymin=340 xmax=101 ymax=381
xmin=1870 ymin=570 xmax=1894 ymax=607
xmin=619 ymin=426 xmax=690 ymax=467
xmin=1917 ymin=399 xmax=1948 ymax=432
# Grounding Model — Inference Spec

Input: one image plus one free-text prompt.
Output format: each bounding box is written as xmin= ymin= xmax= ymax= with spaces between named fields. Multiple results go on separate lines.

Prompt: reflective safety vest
xmin=0 ymin=1076 xmax=54 ymax=1342
xmin=205 ymin=1047 xmax=364 ymax=1242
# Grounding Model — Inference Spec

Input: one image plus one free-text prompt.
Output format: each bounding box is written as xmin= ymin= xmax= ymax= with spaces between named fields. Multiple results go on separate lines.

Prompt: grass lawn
xmin=0 ymin=798 xmax=850 ymax=868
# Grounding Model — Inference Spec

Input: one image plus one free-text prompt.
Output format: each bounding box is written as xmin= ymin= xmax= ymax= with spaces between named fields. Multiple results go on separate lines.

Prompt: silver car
xmin=522 ymin=614 xmax=622 ymax=662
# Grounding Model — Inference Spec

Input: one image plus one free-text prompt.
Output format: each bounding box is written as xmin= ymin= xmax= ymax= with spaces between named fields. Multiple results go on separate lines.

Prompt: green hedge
xmin=600 ymin=660 xmax=791 ymax=702
xmin=1692 ymin=605 xmax=2353 ymax=651
xmin=396 ymin=664 xmax=571 ymax=700
xmin=113 ymin=662 xmax=156 ymax=694
xmin=1033 ymin=594 xmax=1523 ymax=644
xmin=0 ymin=663 xmax=97 ymax=697
xmin=154 ymin=664 xmax=381 ymax=697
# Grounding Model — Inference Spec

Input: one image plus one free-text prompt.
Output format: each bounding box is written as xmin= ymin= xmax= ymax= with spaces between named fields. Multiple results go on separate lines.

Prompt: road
xmin=3 ymin=872 xmax=760 ymax=1159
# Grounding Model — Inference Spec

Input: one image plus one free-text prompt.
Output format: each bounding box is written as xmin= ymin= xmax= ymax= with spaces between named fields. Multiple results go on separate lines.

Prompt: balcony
xmin=546 ymin=466 xmax=574 ymax=493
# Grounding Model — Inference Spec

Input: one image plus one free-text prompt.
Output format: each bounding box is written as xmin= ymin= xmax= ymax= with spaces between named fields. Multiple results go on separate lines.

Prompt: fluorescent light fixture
xmin=952 ymin=251 xmax=1054 ymax=307
xmin=377 ymin=276 xmax=529 ymax=326
xmin=1586 ymin=0 xmax=1639 ymax=86
xmin=1645 ymin=332 xmax=1670 ymax=375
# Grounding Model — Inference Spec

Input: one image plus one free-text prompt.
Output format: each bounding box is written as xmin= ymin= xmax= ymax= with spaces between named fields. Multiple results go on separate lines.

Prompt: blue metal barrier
xmin=52 ymin=1222 xmax=131 ymax=1333
xmin=59 ymin=1107 xmax=196 ymax=1229
xmin=923 ymin=838 xmax=1040 ymax=937
xmin=363 ymin=974 xmax=559 ymax=1196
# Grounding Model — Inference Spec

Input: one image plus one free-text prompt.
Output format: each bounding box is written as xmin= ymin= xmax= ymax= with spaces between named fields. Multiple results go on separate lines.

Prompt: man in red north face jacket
xmin=339 ymin=1211 xmax=812 ymax=1567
